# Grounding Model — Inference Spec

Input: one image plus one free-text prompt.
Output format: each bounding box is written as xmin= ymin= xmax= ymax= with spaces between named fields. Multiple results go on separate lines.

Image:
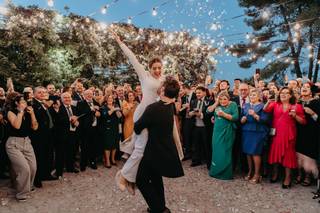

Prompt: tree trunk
xmin=279 ymin=5 xmax=302 ymax=78
xmin=313 ymin=44 xmax=320 ymax=83
xmin=308 ymin=26 xmax=314 ymax=80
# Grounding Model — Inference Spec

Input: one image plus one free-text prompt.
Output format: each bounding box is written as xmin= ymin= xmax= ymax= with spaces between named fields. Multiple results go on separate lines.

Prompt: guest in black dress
xmin=99 ymin=94 xmax=122 ymax=168
xmin=296 ymin=83 xmax=320 ymax=186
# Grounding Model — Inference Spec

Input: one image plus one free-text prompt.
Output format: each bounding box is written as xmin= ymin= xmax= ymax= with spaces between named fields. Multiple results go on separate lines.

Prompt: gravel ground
xmin=0 ymin=161 xmax=319 ymax=213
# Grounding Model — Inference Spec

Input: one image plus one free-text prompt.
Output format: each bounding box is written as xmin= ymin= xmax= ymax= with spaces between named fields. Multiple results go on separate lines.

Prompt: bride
xmin=112 ymin=31 xmax=183 ymax=194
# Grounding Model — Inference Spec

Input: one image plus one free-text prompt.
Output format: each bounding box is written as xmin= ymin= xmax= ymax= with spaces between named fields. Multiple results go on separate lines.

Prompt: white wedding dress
xmin=118 ymin=41 xmax=184 ymax=183
xmin=119 ymin=42 xmax=163 ymax=182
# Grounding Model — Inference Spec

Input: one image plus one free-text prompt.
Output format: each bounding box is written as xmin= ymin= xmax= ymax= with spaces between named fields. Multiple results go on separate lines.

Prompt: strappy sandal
xmin=301 ymin=178 xmax=311 ymax=187
xmin=249 ymin=175 xmax=262 ymax=184
xmin=294 ymin=176 xmax=302 ymax=184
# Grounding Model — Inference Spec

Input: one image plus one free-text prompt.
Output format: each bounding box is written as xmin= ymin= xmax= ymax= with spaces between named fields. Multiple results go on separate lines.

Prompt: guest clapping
xmin=208 ymin=91 xmax=238 ymax=180
xmin=241 ymin=89 xmax=269 ymax=184
xmin=100 ymin=94 xmax=122 ymax=168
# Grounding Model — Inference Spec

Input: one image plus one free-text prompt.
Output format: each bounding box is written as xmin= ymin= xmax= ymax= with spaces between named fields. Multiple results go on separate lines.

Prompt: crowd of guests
xmin=0 ymin=73 xmax=320 ymax=202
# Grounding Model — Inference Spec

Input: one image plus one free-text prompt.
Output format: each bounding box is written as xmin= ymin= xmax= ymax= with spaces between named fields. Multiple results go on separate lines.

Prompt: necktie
xmin=66 ymin=106 xmax=73 ymax=117
xmin=40 ymin=102 xmax=53 ymax=129
xmin=89 ymin=102 xmax=97 ymax=127
xmin=46 ymin=109 xmax=54 ymax=129
xmin=242 ymin=98 xmax=246 ymax=107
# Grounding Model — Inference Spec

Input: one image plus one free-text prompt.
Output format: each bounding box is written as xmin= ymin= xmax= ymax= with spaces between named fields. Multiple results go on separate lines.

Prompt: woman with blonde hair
xmin=241 ymin=89 xmax=270 ymax=184
xmin=208 ymin=91 xmax=238 ymax=180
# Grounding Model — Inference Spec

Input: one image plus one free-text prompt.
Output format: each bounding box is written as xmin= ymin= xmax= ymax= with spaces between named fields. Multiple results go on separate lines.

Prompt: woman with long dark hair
xmin=5 ymin=95 xmax=38 ymax=201
xmin=295 ymin=83 xmax=320 ymax=186
xmin=264 ymin=87 xmax=306 ymax=189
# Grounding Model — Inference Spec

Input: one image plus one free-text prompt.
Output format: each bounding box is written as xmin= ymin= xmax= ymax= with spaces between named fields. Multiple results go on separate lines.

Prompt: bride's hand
xmin=110 ymin=30 xmax=121 ymax=43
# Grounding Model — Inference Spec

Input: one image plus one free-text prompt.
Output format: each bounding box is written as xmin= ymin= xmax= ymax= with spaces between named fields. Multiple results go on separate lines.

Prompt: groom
xmin=134 ymin=76 xmax=184 ymax=213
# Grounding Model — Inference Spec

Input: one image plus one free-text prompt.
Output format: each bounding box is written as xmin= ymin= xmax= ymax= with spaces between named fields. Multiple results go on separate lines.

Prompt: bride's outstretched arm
xmin=112 ymin=31 xmax=146 ymax=79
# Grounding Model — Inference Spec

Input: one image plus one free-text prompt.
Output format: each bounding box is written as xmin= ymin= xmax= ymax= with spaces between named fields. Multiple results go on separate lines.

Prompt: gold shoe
xmin=115 ymin=171 xmax=127 ymax=192
xmin=244 ymin=174 xmax=252 ymax=181
xmin=249 ymin=175 xmax=262 ymax=184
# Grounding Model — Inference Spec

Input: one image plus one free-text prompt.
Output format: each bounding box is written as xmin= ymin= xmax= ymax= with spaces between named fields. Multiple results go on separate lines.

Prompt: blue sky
xmin=1 ymin=0 xmax=262 ymax=82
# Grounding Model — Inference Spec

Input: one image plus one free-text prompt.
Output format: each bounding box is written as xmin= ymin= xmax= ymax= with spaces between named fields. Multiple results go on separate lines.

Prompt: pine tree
xmin=229 ymin=0 xmax=320 ymax=82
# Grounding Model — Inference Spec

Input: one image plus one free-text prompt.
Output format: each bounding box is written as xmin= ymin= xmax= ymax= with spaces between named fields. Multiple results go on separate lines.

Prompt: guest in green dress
xmin=208 ymin=91 xmax=239 ymax=180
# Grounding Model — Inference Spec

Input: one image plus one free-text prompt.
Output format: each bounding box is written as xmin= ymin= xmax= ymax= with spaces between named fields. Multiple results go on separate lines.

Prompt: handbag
xmin=269 ymin=128 xmax=276 ymax=136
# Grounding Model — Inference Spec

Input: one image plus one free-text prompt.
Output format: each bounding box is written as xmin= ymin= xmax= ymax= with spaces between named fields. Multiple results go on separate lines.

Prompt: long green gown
xmin=209 ymin=101 xmax=238 ymax=180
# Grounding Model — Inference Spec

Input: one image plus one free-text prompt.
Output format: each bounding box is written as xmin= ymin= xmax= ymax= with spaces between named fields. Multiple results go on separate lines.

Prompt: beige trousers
xmin=6 ymin=136 xmax=37 ymax=199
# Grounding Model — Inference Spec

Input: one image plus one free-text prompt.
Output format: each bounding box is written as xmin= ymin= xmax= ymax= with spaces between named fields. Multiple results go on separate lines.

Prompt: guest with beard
xmin=295 ymin=83 xmax=320 ymax=186
xmin=189 ymin=86 xmax=213 ymax=168
xmin=179 ymin=83 xmax=196 ymax=161
xmin=77 ymin=89 xmax=101 ymax=171
xmin=71 ymin=80 xmax=84 ymax=106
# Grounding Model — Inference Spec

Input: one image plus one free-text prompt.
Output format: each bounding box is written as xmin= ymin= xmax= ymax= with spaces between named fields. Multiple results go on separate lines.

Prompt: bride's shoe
xmin=127 ymin=182 xmax=136 ymax=196
xmin=115 ymin=171 xmax=127 ymax=192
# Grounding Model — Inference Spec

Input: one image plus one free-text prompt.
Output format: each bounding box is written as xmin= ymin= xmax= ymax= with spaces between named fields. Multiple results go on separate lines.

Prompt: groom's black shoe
xmin=182 ymin=154 xmax=191 ymax=161
xmin=147 ymin=207 xmax=171 ymax=213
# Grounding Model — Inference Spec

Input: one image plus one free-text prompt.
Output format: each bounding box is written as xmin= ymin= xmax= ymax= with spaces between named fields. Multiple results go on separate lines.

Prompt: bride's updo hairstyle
xmin=148 ymin=56 xmax=162 ymax=69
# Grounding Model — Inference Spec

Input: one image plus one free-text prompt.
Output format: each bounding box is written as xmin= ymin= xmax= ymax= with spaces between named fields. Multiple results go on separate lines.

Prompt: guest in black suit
xmin=135 ymin=85 xmax=143 ymax=103
xmin=179 ymin=83 xmax=196 ymax=160
xmin=135 ymin=76 xmax=184 ymax=213
xmin=30 ymin=86 xmax=57 ymax=188
xmin=0 ymin=110 xmax=9 ymax=179
xmin=189 ymin=86 xmax=213 ymax=168
xmin=51 ymin=92 xmax=80 ymax=177
xmin=71 ymin=80 xmax=84 ymax=106
xmin=232 ymin=83 xmax=250 ymax=173
xmin=77 ymin=89 xmax=101 ymax=171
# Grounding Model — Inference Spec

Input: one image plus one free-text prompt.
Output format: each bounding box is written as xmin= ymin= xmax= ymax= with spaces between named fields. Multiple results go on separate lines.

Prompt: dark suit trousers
xmin=191 ymin=126 xmax=209 ymax=166
xmin=136 ymin=161 xmax=166 ymax=213
xmin=80 ymin=126 xmax=98 ymax=168
xmin=55 ymin=131 xmax=77 ymax=176
xmin=182 ymin=118 xmax=194 ymax=155
xmin=233 ymin=129 xmax=248 ymax=173
xmin=32 ymin=131 xmax=54 ymax=183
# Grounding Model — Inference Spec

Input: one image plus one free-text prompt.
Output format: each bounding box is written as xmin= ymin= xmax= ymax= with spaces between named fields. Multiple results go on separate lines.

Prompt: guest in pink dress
xmin=264 ymin=87 xmax=306 ymax=189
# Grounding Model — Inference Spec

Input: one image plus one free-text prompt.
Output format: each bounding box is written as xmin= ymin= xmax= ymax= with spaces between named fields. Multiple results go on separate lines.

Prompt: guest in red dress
xmin=264 ymin=87 xmax=306 ymax=189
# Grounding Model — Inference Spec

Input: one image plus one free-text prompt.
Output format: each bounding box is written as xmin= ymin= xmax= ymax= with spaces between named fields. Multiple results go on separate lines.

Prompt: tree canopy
xmin=0 ymin=4 xmax=217 ymax=90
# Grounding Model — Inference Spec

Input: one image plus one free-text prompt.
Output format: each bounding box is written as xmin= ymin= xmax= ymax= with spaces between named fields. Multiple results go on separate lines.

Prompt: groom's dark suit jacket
xmin=134 ymin=100 xmax=184 ymax=178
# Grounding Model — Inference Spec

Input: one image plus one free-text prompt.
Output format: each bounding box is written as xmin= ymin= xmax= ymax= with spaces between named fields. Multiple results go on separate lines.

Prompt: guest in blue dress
xmin=241 ymin=89 xmax=270 ymax=184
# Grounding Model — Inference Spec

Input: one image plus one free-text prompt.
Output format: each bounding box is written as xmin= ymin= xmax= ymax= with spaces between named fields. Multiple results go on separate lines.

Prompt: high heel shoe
xmin=249 ymin=175 xmax=262 ymax=184
xmin=282 ymin=182 xmax=291 ymax=189
xmin=270 ymin=176 xmax=279 ymax=183
xmin=244 ymin=174 xmax=252 ymax=181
